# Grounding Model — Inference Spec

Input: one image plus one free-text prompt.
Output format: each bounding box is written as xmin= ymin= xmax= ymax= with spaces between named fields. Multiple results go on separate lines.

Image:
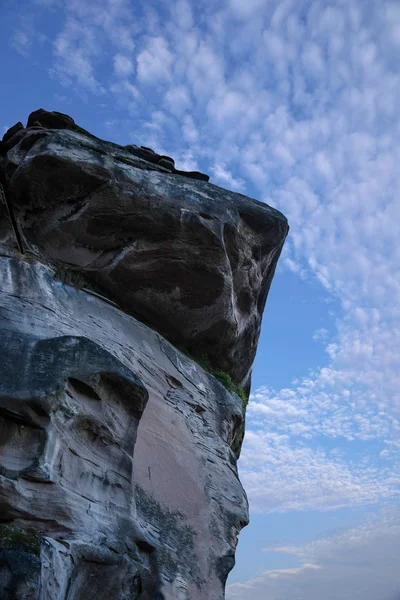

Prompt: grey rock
xmin=2 ymin=123 xmax=288 ymax=387
xmin=125 ymin=144 xmax=161 ymax=164
xmin=157 ymin=158 xmax=175 ymax=171
xmin=0 ymin=255 xmax=249 ymax=599
xmin=173 ymin=168 xmax=210 ymax=182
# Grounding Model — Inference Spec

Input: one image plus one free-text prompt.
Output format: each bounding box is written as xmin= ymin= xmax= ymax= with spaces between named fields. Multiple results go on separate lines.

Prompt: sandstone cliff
xmin=0 ymin=110 xmax=288 ymax=599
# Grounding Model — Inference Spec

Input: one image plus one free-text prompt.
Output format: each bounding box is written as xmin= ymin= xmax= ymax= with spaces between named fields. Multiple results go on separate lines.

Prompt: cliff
xmin=0 ymin=110 xmax=288 ymax=599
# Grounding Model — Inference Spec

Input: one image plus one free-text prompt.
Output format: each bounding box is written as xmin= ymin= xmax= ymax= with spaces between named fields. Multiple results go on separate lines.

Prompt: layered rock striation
xmin=0 ymin=110 xmax=288 ymax=599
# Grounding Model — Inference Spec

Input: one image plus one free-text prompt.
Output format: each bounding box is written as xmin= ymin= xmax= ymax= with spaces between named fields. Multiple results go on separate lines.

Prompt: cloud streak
xmin=227 ymin=506 xmax=400 ymax=600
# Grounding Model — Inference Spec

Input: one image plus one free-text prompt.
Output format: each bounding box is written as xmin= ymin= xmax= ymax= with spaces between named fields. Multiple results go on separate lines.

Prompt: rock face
xmin=1 ymin=110 xmax=288 ymax=388
xmin=0 ymin=110 xmax=288 ymax=599
xmin=0 ymin=256 xmax=248 ymax=599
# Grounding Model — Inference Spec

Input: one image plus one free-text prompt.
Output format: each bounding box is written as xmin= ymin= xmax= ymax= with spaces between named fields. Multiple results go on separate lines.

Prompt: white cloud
xmin=171 ymin=0 xmax=194 ymax=30
xmin=228 ymin=0 xmax=269 ymax=20
xmin=173 ymin=150 xmax=199 ymax=172
xmin=51 ymin=18 xmax=104 ymax=93
xmin=211 ymin=163 xmax=245 ymax=191
xmin=113 ymin=54 xmax=134 ymax=77
xmin=208 ymin=89 xmax=247 ymax=123
xmin=165 ymin=85 xmax=191 ymax=115
xmin=137 ymin=36 xmax=173 ymax=82
xmin=11 ymin=29 xmax=33 ymax=56
xmin=313 ymin=328 xmax=329 ymax=342
xmin=302 ymin=42 xmax=324 ymax=76
xmin=227 ymin=507 xmax=400 ymax=600
xmin=182 ymin=114 xmax=199 ymax=144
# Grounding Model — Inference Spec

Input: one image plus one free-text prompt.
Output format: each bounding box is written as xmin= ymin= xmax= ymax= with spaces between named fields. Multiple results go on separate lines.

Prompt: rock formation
xmin=0 ymin=110 xmax=288 ymax=599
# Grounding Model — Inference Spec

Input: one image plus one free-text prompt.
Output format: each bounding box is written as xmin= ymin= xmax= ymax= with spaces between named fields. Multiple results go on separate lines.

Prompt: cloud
xmin=164 ymin=85 xmax=191 ymax=115
xmin=33 ymin=0 xmax=61 ymax=6
xmin=113 ymin=54 xmax=134 ymax=77
xmin=11 ymin=0 xmax=400 ymax=526
xmin=11 ymin=29 xmax=33 ymax=56
xmin=136 ymin=37 xmax=173 ymax=82
xmin=228 ymin=0 xmax=269 ymax=20
xmin=211 ymin=163 xmax=245 ymax=191
xmin=10 ymin=15 xmax=47 ymax=57
xmin=51 ymin=18 xmax=104 ymax=93
xmin=182 ymin=114 xmax=199 ymax=144
xmin=227 ymin=506 xmax=400 ymax=600
xmin=312 ymin=328 xmax=329 ymax=342
xmin=239 ymin=424 xmax=400 ymax=513
xmin=171 ymin=0 xmax=194 ymax=30
xmin=39 ymin=0 xmax=137 ymax=91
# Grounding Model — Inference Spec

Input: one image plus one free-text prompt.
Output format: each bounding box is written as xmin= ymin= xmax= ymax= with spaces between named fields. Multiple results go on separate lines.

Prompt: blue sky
xmin=1 ymin=0 xmax=400 ymax=598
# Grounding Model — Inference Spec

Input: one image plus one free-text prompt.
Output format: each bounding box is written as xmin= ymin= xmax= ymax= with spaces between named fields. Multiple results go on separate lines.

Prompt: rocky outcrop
xmin=0 ymin=110 xmax=288 ymax=599
xmin=0 ymin=255 xmax=248 ymax=599
xmin=1 ymin=110 xmax=288 ymax=389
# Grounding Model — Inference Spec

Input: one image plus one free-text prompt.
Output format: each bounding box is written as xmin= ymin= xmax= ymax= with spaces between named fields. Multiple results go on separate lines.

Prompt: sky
xmin=1 ymin=0 xmax=400 ymax=598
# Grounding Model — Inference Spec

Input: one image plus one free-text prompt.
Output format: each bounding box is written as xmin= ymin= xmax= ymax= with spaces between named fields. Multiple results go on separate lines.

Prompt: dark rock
xmin=158 ymin=155 xmax=175 ymax=167
xmin=0 ymin=183 xmax=19 ymax=251
xmin=0 ymin=129 xmax=28 ymax=155
xmin=157 ymin=158 xmax=174 ymax=171
xmin=2 ymin=122 xmax=24 ymax=144
xmin=2 ymin=130 xmax=50 ymax=160
xmin=26 ymin=109 xmax=103 ymax=145
xmin=26 ymin=109 xmax=76 ymax=130
xmin=174 ymin=169 xmax=210 ymax=182
xmin=126 ymin=144 xmax=161 ymax=164
xmin=1 ymin=123 xmax=288 ymax=388
xmin=140 ymin=146 xmax=156 ymax=153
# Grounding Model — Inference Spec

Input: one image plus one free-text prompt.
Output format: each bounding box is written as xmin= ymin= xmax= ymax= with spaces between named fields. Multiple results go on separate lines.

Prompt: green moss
xmin=53 ymin=265 xmax=90 ymax=291
xmin=213 ymin=370 xmax=248 ymax=412
xmin=0 ymin=524 xmax=41 ymax=556
xmin=177 ymin=347 xmax=248 ymax=414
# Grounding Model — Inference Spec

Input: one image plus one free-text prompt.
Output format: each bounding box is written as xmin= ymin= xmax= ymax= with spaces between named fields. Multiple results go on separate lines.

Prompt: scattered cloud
xmin=11 ymin=28 xmax=33 ymax=56
xmin=211 ymin=162 xmax=245 ymax=191
xmin=9 ymin=0 xmax=400 ymax=528
xmin=313 ymin=328 xmax=329 ymax=341
xmin=137 ymin=36 xmax=173 ymax=82
xmin=164 ymin=85 xmax=191 ymax=116
xmin=113 ymin=54 xmax=134 ymax=77
xmin=227 ymin=506 xmax=400 ymax=600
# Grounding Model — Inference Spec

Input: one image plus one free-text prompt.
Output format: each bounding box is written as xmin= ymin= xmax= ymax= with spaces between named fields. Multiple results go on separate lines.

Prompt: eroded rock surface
xmin=1 ymin=110 xmax=288 ymax=387
xmin=0 ymin=255 xmax=248 ymax=599
xmin=0 ymin=110 xmax=288 ymax=599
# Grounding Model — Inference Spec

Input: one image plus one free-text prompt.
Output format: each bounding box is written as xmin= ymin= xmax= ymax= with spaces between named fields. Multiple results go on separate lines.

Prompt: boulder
xmin=1 ymin=119 xmax=288 ymax=388
xmin=26 ymin=108 xmax=77 ymax=130
xmin=2 ymin=122 xmax=24 ymax=144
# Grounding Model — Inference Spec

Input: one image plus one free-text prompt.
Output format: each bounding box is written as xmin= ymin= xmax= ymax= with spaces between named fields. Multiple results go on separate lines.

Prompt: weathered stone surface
xmin=0 ymin=255 xmax=248 ymax=599
xmin=0 ymin=183 xmax=18 ymax=252
xmin=27 ymin=109 xmax=77 ymax=131
xmin=1 ymin=119 xmax=288 ymax=387
xmin=2 ymin=122 xmax=24 ymax=144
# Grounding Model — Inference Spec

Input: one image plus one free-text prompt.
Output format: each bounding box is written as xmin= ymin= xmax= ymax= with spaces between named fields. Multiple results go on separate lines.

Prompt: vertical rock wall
xmin=0 ymin=111 xmax=288 ymax=599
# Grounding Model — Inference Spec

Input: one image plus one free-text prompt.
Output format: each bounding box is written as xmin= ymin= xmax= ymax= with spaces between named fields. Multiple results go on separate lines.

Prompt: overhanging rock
xmin=1 ymin=110 xmax=288 ymax=389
